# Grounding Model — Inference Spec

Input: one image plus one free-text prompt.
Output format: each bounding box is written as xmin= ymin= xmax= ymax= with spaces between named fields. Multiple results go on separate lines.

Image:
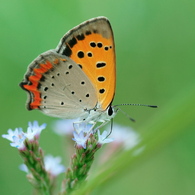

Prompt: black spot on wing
xmin=96 ymin=62 xmax=106 ymax=68
xmin=99 ymin=89 xmax=105 ymax=94
xmin=77 ymin=51 xmax=84 ymax=58
xmin=90 ymin=42 xmax=96 ymax=47
xmin=97 ymin=76 xmax=105 ymax=82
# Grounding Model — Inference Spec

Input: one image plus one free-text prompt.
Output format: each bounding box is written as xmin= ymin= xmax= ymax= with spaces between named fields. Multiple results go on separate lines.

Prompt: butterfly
xmin=20 ymin=16 xmax=117 ymax=128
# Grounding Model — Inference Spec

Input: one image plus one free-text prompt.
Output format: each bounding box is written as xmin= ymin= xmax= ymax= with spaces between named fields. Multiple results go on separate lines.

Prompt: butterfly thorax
xmin=80 ymin=104 xmax=117 ymax=124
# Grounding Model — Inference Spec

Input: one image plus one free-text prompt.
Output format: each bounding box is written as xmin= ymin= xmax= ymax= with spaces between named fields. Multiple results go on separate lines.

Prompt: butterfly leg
xmin=93 ymin=120 xmax=110 ymax=133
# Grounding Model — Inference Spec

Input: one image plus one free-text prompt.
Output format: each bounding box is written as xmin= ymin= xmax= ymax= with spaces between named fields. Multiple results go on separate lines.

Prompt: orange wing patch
xmin=57 ymin=17 xmax=116 ymax=110
xmin=69 ymin=33 xmax=115 ymax=110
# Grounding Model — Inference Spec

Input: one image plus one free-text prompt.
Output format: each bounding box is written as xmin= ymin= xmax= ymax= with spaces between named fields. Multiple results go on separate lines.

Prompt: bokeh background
xmin=1 ymin=0 xmax=195 ymax=194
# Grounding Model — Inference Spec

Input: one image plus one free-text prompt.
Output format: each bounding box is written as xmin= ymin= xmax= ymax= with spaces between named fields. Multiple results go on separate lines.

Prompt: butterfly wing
xmin=56 ymin=16 xmax=116 ymax=111
xmin=20 ymin=50 xmax=97 ymax=119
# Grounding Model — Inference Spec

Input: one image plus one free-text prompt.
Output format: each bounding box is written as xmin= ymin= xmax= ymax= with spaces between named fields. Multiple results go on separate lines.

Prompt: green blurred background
xmin=1 ymin=0 xmax=195 ymax=194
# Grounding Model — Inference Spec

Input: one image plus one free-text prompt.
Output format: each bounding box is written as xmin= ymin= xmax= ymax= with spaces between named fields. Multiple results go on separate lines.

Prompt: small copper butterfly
xmin=20 ymin=17 xmax=117 ymax=127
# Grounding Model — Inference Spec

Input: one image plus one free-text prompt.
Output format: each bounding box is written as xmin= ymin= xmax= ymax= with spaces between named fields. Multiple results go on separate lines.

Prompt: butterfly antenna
xmin=114 ymin=103 xmax=158 ymax=108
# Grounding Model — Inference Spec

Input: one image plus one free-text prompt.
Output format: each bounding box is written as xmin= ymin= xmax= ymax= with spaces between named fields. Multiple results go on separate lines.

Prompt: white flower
xmin=73 ymin=122 xmax=93 ymax=134
xmin=98 ymin=130 xmax=113 ymax=145
xmin=20 ymin=155 xmax=65 ymax=176
xmin=2 ymin=121 xmax=46 ymax=149
xmin=72 ymin=131 xmax=90 ymax=149
xmin=2 ymin=128 xmax=22 ymax=141
xmin=2 ymin=128 xmax=26 ymax=149
xmin=52 ymin=119 xmax=75 ymax=135
xmin=44 ymin=155 xmax=65 ymax=176
xmin=25 ymin=121 xmax=46 ymax=140
xmin=109 ymin=124 xmax=141 ymax=150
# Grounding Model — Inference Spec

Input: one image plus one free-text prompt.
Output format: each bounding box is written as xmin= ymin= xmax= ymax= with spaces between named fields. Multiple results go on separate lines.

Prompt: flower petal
xmin=72 ymin=131 xmax=90 ymax=149
xmin=98 ymin=130 xmax=114 ymax=145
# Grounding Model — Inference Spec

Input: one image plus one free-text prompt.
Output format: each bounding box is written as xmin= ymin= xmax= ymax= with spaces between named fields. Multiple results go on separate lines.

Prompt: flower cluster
xmin=2 ymin=121 xmax=65 ymax=195
xmin=2 ymin=121 xmax=46 ymax=150
xmin=2 ymin=119 xmax=140 ymax=194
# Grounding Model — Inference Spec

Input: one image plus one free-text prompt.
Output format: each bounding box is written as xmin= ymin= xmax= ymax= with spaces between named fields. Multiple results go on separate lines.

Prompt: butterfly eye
xmin=107 ymin=106 xmax=113 ymax=116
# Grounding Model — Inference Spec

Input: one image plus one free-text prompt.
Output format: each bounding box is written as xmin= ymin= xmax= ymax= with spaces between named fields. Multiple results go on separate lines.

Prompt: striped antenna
xmin=113 ymin=103 xmax=158 ymax=108
xmin=113 ymin=103 xmax=158 ymax=122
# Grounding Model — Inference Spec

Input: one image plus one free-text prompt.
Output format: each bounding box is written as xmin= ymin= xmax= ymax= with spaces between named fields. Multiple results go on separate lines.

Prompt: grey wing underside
xmin=32 ymin=50 xmax=97 ymax=119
